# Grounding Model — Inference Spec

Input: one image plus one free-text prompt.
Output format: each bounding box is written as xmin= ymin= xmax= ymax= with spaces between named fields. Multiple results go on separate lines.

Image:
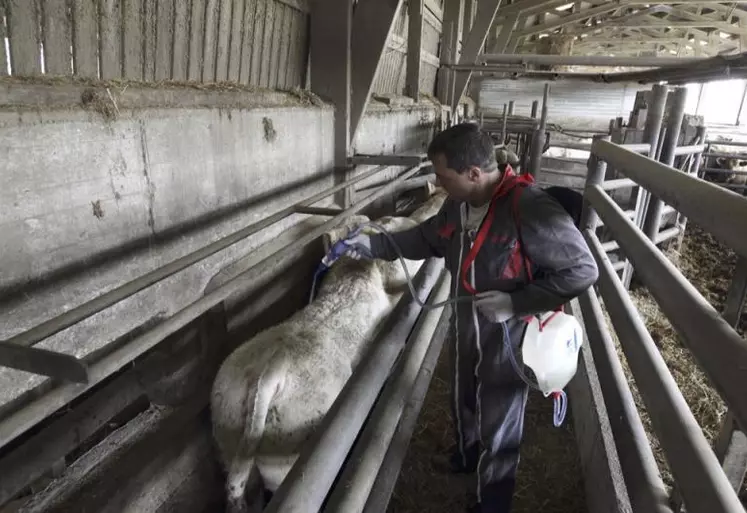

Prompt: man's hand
xmin=475 ymin=290 xmax=514 ymax=323
xmin=343 ymin=233 xmax=373 ymax=260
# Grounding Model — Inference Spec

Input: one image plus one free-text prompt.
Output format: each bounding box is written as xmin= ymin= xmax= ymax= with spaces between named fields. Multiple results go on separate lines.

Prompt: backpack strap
xmin=511 ymin=184 xmax=533 ymax=283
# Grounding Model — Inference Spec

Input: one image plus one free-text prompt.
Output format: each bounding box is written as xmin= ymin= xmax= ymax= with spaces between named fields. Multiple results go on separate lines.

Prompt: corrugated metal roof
xmin=478 ymin=79 xmax=648 ymax=128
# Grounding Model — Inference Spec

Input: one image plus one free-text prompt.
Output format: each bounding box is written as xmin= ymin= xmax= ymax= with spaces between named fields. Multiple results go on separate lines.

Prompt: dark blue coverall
xmin=368 ymin=168 xmax=598 ymax=512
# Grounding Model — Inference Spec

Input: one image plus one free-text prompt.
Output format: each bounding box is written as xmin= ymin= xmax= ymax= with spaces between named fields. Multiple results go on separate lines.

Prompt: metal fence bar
xmin=1 ymin=165 xmax=390 ymax=350
xmin=673 ymin=144 xmax=705 ymax=156
xmin=323 ymin=271 xmax=451 ymax=513
xmin=586 ymin=184 xmax=747 ymax=434
xmin=705 ymin=139 xmax=747 ymax=148
xmin=602 ymin=178 xmax=635 ymax=191
xmin=0 ymin=163 xmax=427 ymax=450
xmin=592 ymin=139 xmax=747 ymax=260
xmin=361 ymin=306 xmax=450 ymax=513
xmin=265 ymin=259 xmax=445 ymax=513
xmin=583 ymin=227 xmax=744 ymax=513
xmin=643 ymin=86 xmax=688 ymax=241
xmin=577 ymin=289 xmax=671 ymax=513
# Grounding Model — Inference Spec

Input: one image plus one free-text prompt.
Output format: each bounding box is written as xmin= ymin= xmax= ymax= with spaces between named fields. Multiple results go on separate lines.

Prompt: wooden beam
xmin=349 ymin=0 xmax=405 ymax=144
xmin=310 ymin=0 xmax=353 ymax=206
xmin=406 ymin=0 xmax=424 ymax=99
xmin=450 ymin=0 xmax=503 ymax=112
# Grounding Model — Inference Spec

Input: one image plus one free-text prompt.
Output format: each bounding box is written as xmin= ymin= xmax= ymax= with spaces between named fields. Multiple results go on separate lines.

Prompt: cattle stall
xmin=700 ymin=140 xmax=747 ymax=194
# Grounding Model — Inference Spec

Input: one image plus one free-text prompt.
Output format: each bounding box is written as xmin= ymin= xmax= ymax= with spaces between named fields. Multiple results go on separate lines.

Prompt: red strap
xmin=460 ymin=166 xmax=534 ymax=295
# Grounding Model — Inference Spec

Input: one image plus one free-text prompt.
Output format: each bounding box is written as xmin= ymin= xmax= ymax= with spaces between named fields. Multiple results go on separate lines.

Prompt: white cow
xmin=210 ymin=188 xmax=447 ymax=513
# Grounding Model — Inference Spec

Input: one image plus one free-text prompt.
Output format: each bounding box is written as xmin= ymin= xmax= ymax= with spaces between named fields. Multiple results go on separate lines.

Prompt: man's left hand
xmin=475 ymin=290 xmax=514 ymax=323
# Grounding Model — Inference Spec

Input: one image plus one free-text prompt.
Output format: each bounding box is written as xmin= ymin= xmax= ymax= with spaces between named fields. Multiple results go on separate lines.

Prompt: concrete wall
xmin=0 ymin=83 xmax=441 ymax=413
xmin=0 ymin=82 xmax=442 ymax=511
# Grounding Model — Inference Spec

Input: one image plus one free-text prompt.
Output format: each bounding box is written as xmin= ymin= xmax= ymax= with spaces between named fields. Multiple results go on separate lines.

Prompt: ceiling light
xmin=555 ymin=2 xmax=574 ymax=10
xmin=719 ymin=31 xmax=731 ymax=39
xmin=538 ymin=33 xmax=549 ymax=38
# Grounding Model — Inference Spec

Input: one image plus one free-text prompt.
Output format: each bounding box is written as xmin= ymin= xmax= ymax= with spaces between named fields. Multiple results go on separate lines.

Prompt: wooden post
xmin=406 ymin=0 xmax=423 ymax=100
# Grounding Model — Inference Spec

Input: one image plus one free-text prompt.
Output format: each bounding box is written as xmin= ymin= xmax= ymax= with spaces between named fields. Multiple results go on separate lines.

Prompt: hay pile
xmin=606 ymin=224 xmax=745 ymax=499
xmin=388 ymin=345 xmax=586 ymax=513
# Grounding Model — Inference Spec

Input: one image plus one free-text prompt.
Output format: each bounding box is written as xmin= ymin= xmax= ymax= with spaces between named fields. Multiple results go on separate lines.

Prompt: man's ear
xmin=466 ymin=166 xmax=482 ymax=182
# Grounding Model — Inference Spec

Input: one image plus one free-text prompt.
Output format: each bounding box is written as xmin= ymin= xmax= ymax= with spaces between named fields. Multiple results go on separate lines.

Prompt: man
xmin=344 ymin=123 xmax=598 ymax=513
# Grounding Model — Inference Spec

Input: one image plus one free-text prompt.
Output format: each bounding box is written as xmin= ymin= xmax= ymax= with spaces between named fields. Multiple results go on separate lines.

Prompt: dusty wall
xmin=0 ymin=80 xmax=442 ymax=512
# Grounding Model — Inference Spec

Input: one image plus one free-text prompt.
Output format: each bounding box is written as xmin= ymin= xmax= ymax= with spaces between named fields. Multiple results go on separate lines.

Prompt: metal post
xmin=581 ymin=134 xmax=610 ymax=232
xmin=528 ymin=83 xmax=549 ymax=177
xmin=643 ymin=87 xmax=689 ymax=241
xmin=507 ymin=100 xmax=515 ymax=115
xmin=530 ymin=99 xmax=538 ymax=118
xmin=264 ymin=259 xmax=445 ymax=513
xmin=624 ymin=84 xmax=669 ymax=288
xmin=500 ymin=103 xmax=508 ymax=145
xmin=675 ymin=125 xmax=707 ymax=251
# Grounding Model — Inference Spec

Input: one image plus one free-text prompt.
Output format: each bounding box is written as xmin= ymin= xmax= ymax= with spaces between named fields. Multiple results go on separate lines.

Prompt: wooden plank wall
xmin=372 ymin=1 xmax=441 ymax=97
xmin=0 ymin=0 xmax=310 ymax=89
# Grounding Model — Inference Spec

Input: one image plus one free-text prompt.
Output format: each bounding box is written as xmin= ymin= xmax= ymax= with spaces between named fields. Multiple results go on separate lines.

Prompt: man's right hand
xmin=343 ymin=233 xmax=373 ymax=260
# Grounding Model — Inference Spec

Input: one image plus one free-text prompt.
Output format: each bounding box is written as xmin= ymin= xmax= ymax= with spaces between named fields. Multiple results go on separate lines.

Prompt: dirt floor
xmin=387 ymin=223 xmax=746 ymax=513
xmin=388 ymin=344 xmax=586 ymax=513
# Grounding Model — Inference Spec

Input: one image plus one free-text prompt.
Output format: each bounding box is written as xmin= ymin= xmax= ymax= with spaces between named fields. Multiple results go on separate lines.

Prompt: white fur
xmin=210 ymin=189 xmax=446 ymax=513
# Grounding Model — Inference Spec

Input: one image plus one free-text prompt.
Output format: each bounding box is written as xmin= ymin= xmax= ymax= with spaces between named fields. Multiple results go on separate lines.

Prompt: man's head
xmin=427 ymin=123 xmax=501 ymax=203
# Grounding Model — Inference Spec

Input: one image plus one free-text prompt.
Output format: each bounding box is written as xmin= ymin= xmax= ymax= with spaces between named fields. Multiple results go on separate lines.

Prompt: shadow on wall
xmin=0 ymin=167 xmax=335 ymax=313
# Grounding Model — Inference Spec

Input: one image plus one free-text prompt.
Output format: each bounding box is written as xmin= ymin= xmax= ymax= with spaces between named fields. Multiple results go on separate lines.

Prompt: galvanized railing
xmin=580 ymin=138 xmax=747 ymax=513
xmin=0 ymin=159 xmax=431 ymax=451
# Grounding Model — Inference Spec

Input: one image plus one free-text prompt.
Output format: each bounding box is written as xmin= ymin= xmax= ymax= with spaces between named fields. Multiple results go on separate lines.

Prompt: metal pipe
xmin=676 ymin=126 xmax=707 ymax=250
xmin=0 ymin=163 xmax=429 ymax=449
xmin=264 ymin=259 xmax=445 ymax=513
xmin=584 ymin=227 xmax=744 ymax=513
xmin=477 ymin=53 xmax=708 ymax=67
xmin=294 ymin=206 xmax=345 ymax=216
xmin=643 ymin=87 xmax=688 ymax=241
xmin=507 ymin=100 xmax=515 ymax=115
xmin=601 ymin=224 xmax=680 ymax=253
xmin=323 ymin=271 xmax=451 ymax=513
xmin=592 ymin=139 xmax=747 ymax=260
xmin=528 ymin=84 xmax=549 ymax=177
xmin=628 ymin=84 xmax=667 ymax=280
xmin=705 ymin=139 xmax=747 ymax=148
xmin=587 ymin=184 xmax=747 ymax=437
xmin=581 ymin=134 xmax=609 ymax=232
xmin=531 ymin=100 xmax=538 ymax=118
xmin=354 ymin=174 xmax=436 ymax=194
xmin=673 ymin=144 xmax=706 ymax=156
xmin=0 ymin=164 xmax=390 ymax=350
xmin=602 ymin=178 xmax=636 ymax=191
xmin=361 ymin=307 xmax=450 ymax=513
xmin=577 ymin=289 xmax=671 ymax=513
xmin=501 ymin=103 xmax=508 ymax=145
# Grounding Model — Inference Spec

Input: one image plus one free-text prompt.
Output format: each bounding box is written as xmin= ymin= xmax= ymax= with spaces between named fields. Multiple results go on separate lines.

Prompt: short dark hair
xmin=427 ymin=123 xmax=497 ymax=174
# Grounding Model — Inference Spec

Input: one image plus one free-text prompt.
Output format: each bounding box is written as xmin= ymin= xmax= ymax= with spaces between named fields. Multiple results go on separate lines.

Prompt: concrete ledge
xmin=567 ymin=298 xmax=632 ymax=513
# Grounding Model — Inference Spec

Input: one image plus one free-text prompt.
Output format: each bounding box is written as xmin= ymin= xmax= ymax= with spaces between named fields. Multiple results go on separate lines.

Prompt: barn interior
xmin=1 ymin=1 xmax=747 ymax=513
